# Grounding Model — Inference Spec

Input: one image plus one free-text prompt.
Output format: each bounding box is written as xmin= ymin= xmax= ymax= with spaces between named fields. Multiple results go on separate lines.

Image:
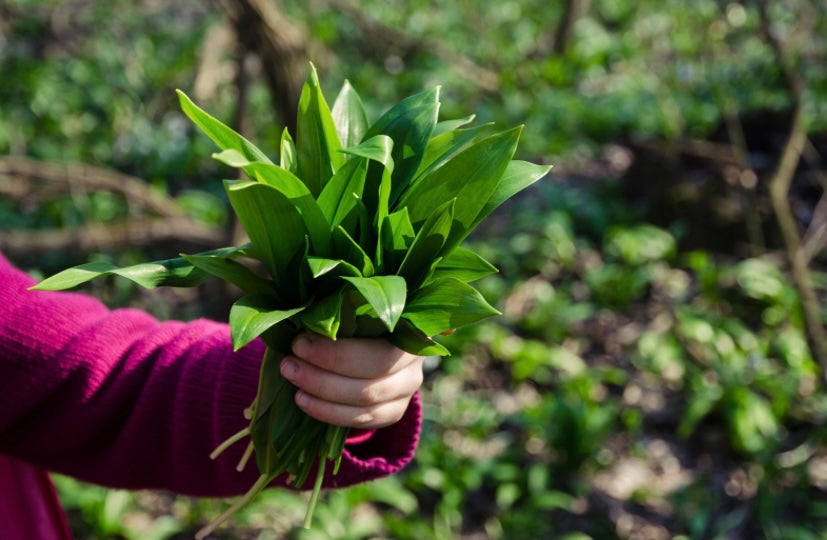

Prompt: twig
xmin=756 ymin=0 xmax=827 ymax=379
xmin=799 ymin=139 xmax=827 ymax=262
xmin=0 ymin=156 xmax=185 ymax=218
xmin=0 ymin=217 xmax=223 ymax=257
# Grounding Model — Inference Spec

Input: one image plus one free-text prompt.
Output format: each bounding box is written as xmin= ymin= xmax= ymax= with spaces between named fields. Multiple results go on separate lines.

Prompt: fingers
xmin=291 ymin=333 xmax=417 ymax=379
xmin=293 ymin=391 xmax=414 ymax=429
xmin=280 ymin=356 xmax=419 ymax=407
xmin=280 ymin=333 xmax=424 ymax=429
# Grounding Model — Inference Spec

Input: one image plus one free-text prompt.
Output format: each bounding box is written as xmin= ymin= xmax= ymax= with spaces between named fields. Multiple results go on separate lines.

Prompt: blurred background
xmin=2 ymin=0 xmax=827 ymax=538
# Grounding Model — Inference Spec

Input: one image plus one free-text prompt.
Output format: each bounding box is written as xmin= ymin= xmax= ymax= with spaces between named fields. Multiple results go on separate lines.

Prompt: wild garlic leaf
xmin=429 ymin=246 xmax=498 ymax=283
xmin=30 ymin=258 xmax=205 ymax=291
xmin=212 ymin=148 xmax=250 ymax=168
xmin=206 ymin=152 xmax=333 ymax=257
xmin=296 ymin=65 xmax=345 ymax=197
xmin=31 ymin=245 xmax=244 ymax=291
xmin=229 ymin=295 xmax=305 ymax=350
xmin=340 ymin=135 xmax=395 ymax=174
xmin=364 ymin=87 xmax=440 ymax=205
xmin=402 ymin=277 xmax=500 ymax=337
xmin=342 ymin=275 xmax=406 ymax=332
xmin=410 ymin=123 xmax=495 ymax=185
xmin=431 ymin=114 xmax=476 ymax=137
xmin=225 ymin=181 xmax=307 ymax=288
xmin=280 ymin=128 xmax=297 ymax=173
xmin=306 ymin=256 xmax=362 ymax=278
xmin=389 ymin=319 xmax=451 ymax=356
xmin=373 ymin=163 xmax=392 ymax=270
xmin=398 ymin=126 xmax=522 ymax=253
xmin=471 ymin=160 xmax=552 ymax=231
xmin=332 ymin=80 xmax=368 ymax=149
xmin=332 ymin=226 xmax=375 ymax=277
xmin=317 ymin=157 xmax=368 ymax=230
xmin=397 ymin=198 xmax=454 ymax=288
xmin=243 ymin=162 xmax=332 ymax=256
xmin=183 ymin=254 xmax=275 ymax=296
xmin=176 ymin=90 xmax=273 ymax=165
xmin=297 ymin=289 xmax=344 ymax=339
xmin=380 ymin=207 xmax=415 ymax=274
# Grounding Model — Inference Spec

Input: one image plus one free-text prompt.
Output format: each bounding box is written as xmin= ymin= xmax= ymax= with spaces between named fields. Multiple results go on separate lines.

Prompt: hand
xmin=279 ymin=333 xmax=424 ymax=429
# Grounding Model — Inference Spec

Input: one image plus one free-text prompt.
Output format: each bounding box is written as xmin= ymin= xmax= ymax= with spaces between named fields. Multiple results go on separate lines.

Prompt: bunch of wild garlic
xmin=34 ymin=64 xmax=550 ymax=535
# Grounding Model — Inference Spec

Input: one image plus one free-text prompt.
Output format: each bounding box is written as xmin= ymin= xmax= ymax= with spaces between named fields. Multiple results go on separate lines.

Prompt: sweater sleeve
xmin=0 ymin=253 xmax=420 ymax=497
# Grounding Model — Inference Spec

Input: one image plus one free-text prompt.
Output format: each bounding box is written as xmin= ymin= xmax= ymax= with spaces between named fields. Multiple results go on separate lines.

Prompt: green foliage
xmin=36 ymin=68 xmax=549 ymax=535
xmin=7 ymin=1 xmax=827 ymax=538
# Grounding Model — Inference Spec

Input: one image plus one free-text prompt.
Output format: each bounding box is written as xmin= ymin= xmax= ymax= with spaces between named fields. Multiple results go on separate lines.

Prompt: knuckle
xmin=358 ymin=384 xmax=384 ymax=406
xmin=351 ymin=411 xmax=376 ymax=428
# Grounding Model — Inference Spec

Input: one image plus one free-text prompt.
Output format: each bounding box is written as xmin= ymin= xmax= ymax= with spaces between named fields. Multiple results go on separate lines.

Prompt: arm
xmin=0 ymin=253 xmax=421 ymax=497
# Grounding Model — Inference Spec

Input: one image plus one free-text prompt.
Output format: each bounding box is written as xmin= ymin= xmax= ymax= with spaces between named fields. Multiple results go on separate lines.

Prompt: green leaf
xmin=342 ymin=275 xmax=406 ymax=332
xmin=397 ymin=198 xmax=454 ymax=287
xmin=332 ymin=80 xmax=368 ymax=149
xmin=306 ymin=257 xmax=362 ymax=278
xmin=243 ymin=162 xmax=332 ymax=255
xmin=225 ymin=181 xmax=307 ymax=288
xmin=402 ymin=277 xmax=500 ymax=337
xmin=332 ymin=226 xmax=375 ymax=277
xmin=389 ymin=320 xmax=450 ymax=356
xmin=229 ymin=295 xmax=305 ymax=350
xmin=296 ymin=64 xmax=345 ymax=196
xmin=176 ymin=90 xmax=273 ymax=164
xmin=364 ymin=87 xmax=440 ymax=205
xmin=297 ymin=289 xmax=344 ymax=339
xmin=381 ymin=207 xmax=416 ymax=274
xmin=410 ymin=123 xmax=494 ymax=184
xmin=340 ymin=136 xmax=395 ymax=258
xmin=212 ymin=148 xmax=249 ymax=168
xmin=317 ymin=157 xmax=368 ymax=230
xmin=340 ymin=135 xmax=395 ymax=174
xmin=471 ymin=160 xmax=552 ymax=230
xmin=430 ymin=246 xmax=498 ymax=283
xmin=30 ymin=247 xmax=244 ymax=291
xmin=31 ymin=258 xmax=206 ymax=291
xmin=397 ymin=126 xmax=522 ymax=252
xmin=373 ymin=162 xmax=392 ymax=270
xmin=432 ymin=114 xmax=476 ymax=137
xmin=183 ymin=253 xmax=275 ymax=297
xmin=280 ymin=127 xmax=297 ymax=173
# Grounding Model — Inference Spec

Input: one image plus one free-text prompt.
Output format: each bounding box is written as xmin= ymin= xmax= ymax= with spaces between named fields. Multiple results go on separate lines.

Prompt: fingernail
xmin=293 ymin=335 xmax=311 ymax=358
xmin=294 ymin=390 xmax=309 ymax=408
xmin=281 ymin=358 xmax=298 ymax=380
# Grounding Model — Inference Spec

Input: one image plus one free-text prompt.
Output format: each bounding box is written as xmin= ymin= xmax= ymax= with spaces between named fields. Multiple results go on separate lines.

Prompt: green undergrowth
xmin=53 ymin=179 xmax=827 ymax=539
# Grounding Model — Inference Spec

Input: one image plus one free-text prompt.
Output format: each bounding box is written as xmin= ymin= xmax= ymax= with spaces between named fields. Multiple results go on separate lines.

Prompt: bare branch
xmin=0 ymin=156 xmax=185 ymax=218
xmin=0 ymin=217 xmax=223 ymax=258
xmin=0 ymin=156 xmax=224 ymax=259
xmin=756 ymin=0 xmax=827 ymax=379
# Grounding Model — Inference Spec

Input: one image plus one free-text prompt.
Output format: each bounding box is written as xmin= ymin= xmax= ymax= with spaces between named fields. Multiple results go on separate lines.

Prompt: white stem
xmin=194 ymin=473 xmax=270 ymax=540
xmin=236 ymin=441 xmax=255 ymax=472
xmin=209 ymin=426 xmax=250 ymax=460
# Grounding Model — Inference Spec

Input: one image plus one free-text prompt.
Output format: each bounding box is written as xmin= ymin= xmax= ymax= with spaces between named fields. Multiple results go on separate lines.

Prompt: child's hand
xmin=280 ymin=333 xmax=424 ymax=429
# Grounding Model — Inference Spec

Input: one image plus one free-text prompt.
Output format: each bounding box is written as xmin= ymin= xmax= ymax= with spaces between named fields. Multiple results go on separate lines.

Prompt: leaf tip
xmin=307 ymin=62 xmax=321 ymax=86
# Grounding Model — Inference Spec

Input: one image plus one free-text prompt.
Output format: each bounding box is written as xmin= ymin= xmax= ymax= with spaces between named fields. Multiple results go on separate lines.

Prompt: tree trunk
xmin=553 ymin=0 xmax=589 ymax=55
xmin=219 ymin=0 xmax=308 ymax=134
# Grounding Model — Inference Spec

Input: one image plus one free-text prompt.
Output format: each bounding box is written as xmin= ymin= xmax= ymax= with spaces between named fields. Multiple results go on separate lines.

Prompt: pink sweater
xmin=0 ymin=252 xmax=421 ymax=538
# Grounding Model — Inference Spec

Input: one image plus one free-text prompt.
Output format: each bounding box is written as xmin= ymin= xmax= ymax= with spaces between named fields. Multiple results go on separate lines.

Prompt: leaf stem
xmin=210 ymin=426 xmax=251 ymax=460
xmin=195 ymin=473 xmax=270 ymax=540
xmin=303 ymin=458 xmax=327 ymax=529
xmin=236 ymin=440 xmax=255 ymax=472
